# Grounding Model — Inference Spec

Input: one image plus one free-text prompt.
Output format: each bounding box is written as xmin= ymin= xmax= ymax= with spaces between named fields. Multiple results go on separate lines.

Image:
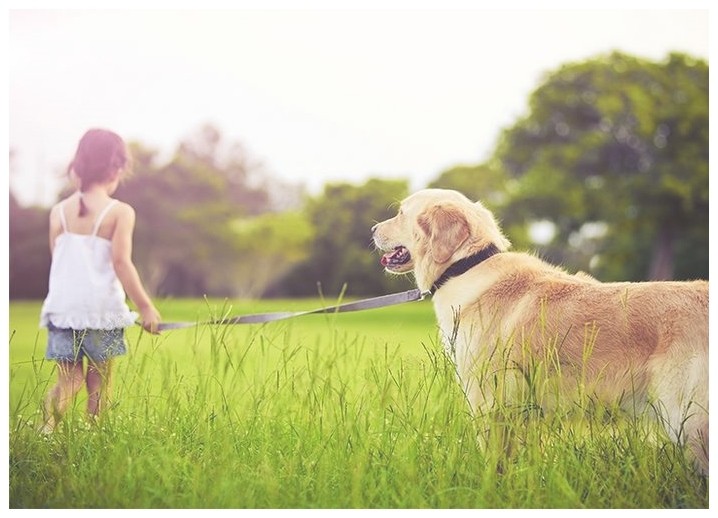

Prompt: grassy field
xmin=9 ymin=298 xmax=709 ymax=509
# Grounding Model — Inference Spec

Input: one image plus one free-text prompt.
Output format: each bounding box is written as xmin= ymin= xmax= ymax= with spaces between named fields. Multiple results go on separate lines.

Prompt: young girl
xmin=39 ymin=128 xmax=162 ymax=432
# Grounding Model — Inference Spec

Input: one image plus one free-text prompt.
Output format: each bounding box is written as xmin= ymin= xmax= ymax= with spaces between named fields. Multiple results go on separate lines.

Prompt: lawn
xmin=8 ymin=298 xmax=709 ymax=508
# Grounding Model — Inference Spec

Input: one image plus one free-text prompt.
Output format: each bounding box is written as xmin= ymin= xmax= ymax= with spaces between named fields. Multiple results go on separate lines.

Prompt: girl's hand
xmin=139 ymin=305 xmax=162 ymax=334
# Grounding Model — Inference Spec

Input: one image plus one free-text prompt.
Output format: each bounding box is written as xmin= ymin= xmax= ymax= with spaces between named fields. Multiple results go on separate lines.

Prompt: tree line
xmin=9 ymin=52 xmax=708 ymax=300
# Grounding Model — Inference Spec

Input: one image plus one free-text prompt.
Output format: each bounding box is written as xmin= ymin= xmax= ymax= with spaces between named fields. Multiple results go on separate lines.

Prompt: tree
xmin=494 ymin=52 xmax=708 ymax=281
xmin=9 ymin=125 xmax=311 ymax=300
xmin=232 ymin=211 xmax=314 ymax=298
xmin=278 ymin=178 xmax=411 ymax=297
xmin=115 ymin=142 xmax=246 ymax=296
xmin=9 ymin=192 xmax=51 ymax=299
xmin=113 ymin=125 xmax=311 ymax=297
xmin=176 ymin=123 xmax=270 ymax=215
xmin=428 ymin=163 xmax=509 ymax=211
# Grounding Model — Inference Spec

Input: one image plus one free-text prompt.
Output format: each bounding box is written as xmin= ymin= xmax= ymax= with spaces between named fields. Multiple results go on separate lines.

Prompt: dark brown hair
xmin=68 ymin=128 xmax=129 ymax=216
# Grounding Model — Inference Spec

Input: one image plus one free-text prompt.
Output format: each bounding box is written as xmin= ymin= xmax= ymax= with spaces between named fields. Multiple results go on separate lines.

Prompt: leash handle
xmin=153 ymin=288 xmax=428 ymax=331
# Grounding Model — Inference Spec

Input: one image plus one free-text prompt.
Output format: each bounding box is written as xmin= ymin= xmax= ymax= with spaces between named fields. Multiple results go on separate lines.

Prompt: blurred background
xmin=8 ymin=7 xmax=709 ymax=300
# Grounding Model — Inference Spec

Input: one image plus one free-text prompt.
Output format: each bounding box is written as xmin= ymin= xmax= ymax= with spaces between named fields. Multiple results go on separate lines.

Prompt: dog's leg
xmin=689 ymin=419 xmax=709 ymax=476
xmin=647 ymin=349 xmax=709 ymax=476
xmin=462 ymin=349 xmax=526 ymax=475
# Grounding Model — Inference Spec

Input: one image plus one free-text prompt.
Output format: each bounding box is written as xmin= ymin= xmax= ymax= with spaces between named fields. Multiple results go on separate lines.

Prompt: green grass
xmin=9 ymin=299 xmax=708 ymax=508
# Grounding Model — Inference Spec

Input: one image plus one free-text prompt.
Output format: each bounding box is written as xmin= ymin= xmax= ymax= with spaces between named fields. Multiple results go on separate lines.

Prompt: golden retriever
xmin=372 ymin=188 xmax=708 ymax=474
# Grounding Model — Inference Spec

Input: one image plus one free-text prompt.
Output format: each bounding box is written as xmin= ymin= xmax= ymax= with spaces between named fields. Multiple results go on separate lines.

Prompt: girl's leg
xmin=86 ymin=359 xmax=113 ymax=418
xmin=42 ymin=360 xmax=85 ymax=432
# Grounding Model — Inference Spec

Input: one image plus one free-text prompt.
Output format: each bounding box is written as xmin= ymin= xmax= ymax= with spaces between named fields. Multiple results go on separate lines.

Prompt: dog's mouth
xmin=380 ymin=245 xmax=412 ymax=271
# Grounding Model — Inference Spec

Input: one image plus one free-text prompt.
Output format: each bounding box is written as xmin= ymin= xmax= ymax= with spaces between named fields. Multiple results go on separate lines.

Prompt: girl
xmin=39 ymin=128 xmax=162 ymax=432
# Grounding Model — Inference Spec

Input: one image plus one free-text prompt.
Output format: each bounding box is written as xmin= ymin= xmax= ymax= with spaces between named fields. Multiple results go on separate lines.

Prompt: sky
xmin=7 ymin=3 xmax=712 ymax=207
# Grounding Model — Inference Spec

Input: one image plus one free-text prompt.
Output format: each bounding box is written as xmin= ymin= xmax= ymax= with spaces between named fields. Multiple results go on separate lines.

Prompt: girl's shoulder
xmin=51 ymin=196 xmax=71 ymax=210
xmin=110 ymin=199 xmax=135 ymax=218
xmin=105 ymin=199 xmax=137 ymax=231
xmin=95 ymin=199 xmax=136 ymax=240
xmin=50 ymin=193 xmax=80 ymax=215
xmin=48 ymin=198 xmax=70 ymax=222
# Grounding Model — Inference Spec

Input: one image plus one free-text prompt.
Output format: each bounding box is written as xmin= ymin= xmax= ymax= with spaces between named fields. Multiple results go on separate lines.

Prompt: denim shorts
xmin=46 ymin=323 xmax=127 ymax=363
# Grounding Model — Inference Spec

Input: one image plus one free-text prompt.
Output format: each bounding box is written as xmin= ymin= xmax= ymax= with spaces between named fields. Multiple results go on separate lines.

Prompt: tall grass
xmin=8 ymin=299 xmax=708 ymax=508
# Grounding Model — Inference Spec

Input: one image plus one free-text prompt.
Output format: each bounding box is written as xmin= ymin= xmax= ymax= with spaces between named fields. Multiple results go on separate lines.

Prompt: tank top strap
xmin=92 ymin=199 xmax=119 ymax=236
xmin=58 ymin=201 xmax=69 ymax=232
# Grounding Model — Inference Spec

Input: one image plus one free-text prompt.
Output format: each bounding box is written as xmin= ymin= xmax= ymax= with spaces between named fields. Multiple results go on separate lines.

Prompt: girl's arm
xmin=111 ymin=203 xmax=161 ymax=333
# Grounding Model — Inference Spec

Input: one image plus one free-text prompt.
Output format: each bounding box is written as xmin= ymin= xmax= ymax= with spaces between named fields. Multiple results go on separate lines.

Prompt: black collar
xmin=430 ymin=243 xmax=501 ymax=295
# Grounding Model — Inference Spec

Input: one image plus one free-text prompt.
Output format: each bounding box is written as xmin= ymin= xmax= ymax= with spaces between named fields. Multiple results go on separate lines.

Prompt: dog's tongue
xmin=381 ymin=246 xmax=409 ymax=266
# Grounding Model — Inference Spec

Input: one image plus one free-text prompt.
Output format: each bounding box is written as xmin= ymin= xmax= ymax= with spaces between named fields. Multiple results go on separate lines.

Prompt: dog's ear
xmin=418 ymin=204 xmax=470 ymax=264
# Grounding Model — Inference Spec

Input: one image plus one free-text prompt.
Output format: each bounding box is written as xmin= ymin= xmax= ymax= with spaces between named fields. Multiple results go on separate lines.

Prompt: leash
xmin=153 ymin=244 xmax=500 ymax=331
xmin=155 ymin=288 xmax=430 ymax=331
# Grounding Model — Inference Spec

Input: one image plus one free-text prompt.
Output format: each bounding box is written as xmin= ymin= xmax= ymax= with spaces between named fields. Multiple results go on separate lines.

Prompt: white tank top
xmin=40 ymin=199 xmax=138 ymax=330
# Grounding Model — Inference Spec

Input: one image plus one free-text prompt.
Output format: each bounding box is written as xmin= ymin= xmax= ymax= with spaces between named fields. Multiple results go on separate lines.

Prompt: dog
xmin=372 ymin=188 xmax=708 ymax=474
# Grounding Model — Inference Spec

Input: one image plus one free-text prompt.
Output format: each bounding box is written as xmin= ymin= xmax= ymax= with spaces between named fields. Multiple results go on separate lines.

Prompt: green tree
xmin=114 ymin=125 xmax=309 ymax=297
xmin=9 ymin=125 xmax=308 ymax=299
xmin=233 ymin=211 xmax=315 ymax=298
xmin=9 ymin=192 xmax=50 ymax=299
xmin=494 ymin=52 xmax=708 ymax=281
xmin=176 ymin=123 xmax=271 ymax=215
xmin=428 ymin=163 xmax=509 ymax=211
xmin=115 ymin=143 xmax=243 ymax=296
xmin=279 ymin=178 xmax=411 ymax=297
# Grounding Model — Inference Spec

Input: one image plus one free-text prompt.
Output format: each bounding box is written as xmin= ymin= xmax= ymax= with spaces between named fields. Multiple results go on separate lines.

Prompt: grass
xmin=8 ymin=298 xmax=709 ymax=508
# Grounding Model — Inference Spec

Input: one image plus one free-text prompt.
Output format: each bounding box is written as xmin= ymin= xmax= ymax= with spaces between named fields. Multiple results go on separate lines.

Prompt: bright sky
xmin=8 ymin=4 xmax=711 ymax=207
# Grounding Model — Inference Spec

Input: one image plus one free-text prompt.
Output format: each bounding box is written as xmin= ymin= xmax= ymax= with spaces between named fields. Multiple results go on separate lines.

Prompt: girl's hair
xmin=68 ymin=128 xmax=129 ymax=216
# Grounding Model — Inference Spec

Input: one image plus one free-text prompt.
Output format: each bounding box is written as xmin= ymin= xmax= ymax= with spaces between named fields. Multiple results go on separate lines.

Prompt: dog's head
xmin=372 ymin=189 xmax=510 ymax=291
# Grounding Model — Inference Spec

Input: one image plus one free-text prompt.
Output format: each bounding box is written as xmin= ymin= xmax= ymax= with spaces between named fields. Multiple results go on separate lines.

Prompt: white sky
xmin=7 ymin=3 xmax=711 ymax=207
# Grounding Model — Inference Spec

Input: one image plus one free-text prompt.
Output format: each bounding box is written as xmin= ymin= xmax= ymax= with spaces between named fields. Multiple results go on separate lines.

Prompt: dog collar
xmin=430 ymin=243 xmax=501 ymax=295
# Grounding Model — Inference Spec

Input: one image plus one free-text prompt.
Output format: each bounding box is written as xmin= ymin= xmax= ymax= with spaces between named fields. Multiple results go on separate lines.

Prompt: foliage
xmin=493 ymin=52 xmax=708 ymax=281
xmin=428 ymin=163 xmax=510 ymax=212
xmin=9 ymin=124 xmax=314 ymax=299
xmin=175 ymin=123 xmax=275 ymax=215
xmin=278 ymin=178 xmax=413 ymax=297
xmin=232 ymin=211 xmax=315 ymax=297
xmin=8 ymin=193 xmax=50 ymax=299
xmin=8 ymin=52 xmax=709 ymax=299
xmin=115 ymin=141 xmax=245 ymax=296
